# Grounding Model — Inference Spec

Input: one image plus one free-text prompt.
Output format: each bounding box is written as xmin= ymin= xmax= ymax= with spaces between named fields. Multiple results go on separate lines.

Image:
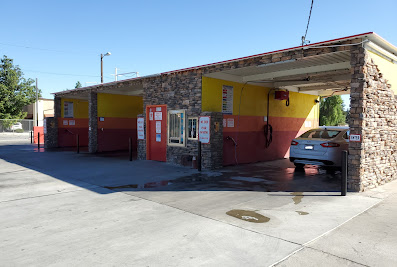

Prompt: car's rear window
xmin=299 ymin=130 xmax=341 ymax=139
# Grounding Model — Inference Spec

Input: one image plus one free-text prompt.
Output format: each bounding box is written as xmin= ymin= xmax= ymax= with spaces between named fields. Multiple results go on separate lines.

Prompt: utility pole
xmin=36 ymin=78 xmax=38 ymax=127
xmin=101 ymin=54 xmax=103 ymax=83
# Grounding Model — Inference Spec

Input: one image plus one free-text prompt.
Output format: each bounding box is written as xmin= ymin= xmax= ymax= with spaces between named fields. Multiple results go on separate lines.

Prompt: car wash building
xmin=46 ymin=32 xmax=397 ymax=192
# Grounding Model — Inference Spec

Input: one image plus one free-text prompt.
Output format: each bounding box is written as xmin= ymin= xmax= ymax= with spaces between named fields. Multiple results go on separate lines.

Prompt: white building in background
xmin=23 ymin=98 xmax=54 ymax=127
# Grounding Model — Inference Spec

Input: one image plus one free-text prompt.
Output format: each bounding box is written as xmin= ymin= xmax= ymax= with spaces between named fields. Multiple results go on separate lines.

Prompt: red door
xmin=146 ymin=105 xmax=167 ymax=161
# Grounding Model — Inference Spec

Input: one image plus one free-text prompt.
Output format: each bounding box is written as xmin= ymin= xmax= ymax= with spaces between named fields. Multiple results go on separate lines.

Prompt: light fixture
xmin=101 ymin=52 xmax=111 ymax=83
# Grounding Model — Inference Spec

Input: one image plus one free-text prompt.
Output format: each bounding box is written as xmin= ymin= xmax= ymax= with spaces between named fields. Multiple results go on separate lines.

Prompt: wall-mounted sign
xmin=149 ymin=112 xmax=153 ymax=121
xmin=223 ymin=119 xmax=227 ymax=127
xmin=99 ymin=117 xmax=105 ymax=122
xmin=222 ymin=85 xmax=233 ymax=114
xmin=156 ymin=121 xmax=161 ymax=133
xmin=349 ymin=134 xmax=361 ymax=142
xmin=137 ymin=118 xmax=144 ymax=140
xmin=63 ymin=120 xmax=68 ymax=126
xmin=156 ymin=134 xmax=161 ymax=142
xmin=69 ymin=120 xmax=75 ymax=126
xmin=156 ymin=107 xmax=162 ymax=111
xmin=43 ymin=119 xmax=47 ymax=134
xmin=63 ymin=101 xmax=74 ymax=118
xmin=155 ymin=112 xmax=162 ymax=121
xmin=227 ymin=118 xmax=234 ymax=128
xmin=199 ymin=116 xmax=210 ymax=144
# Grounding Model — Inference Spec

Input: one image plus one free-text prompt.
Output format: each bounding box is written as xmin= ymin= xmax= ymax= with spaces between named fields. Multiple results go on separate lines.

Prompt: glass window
xmin=343 ymin=131 xmax=350 ymax=140
xmin=188 ymin=117 xmax=198 ymax=140
xmin=300 ymin=129 xmax=341 ymax=139
xmin=168 ymin=110 xmax=186 ymax=146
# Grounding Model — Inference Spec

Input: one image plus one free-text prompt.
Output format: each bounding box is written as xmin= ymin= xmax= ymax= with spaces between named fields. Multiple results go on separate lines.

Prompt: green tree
xmin=75 ymin=81 xmax=82 ymax=88
xmin=319 ymin=95 xmax=346 ymax=126
xmin=0 ymin=56 xmax=39 ymax=127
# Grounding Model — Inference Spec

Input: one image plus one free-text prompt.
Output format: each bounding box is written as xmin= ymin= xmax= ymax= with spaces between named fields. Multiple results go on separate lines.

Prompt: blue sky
xmin=2 ymin=0 xmax=397 ymax=108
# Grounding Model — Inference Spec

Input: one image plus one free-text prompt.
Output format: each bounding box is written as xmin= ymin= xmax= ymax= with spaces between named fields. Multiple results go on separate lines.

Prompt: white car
xmin=290 ymin=126 xmax=349 ymax=169
xmin=10 ymin=122 xmax=23 ymax=131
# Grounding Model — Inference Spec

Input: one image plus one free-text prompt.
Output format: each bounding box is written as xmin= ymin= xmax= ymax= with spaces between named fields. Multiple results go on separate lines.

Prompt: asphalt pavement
xmin=0 ymin=135 xmax=396 ymax=266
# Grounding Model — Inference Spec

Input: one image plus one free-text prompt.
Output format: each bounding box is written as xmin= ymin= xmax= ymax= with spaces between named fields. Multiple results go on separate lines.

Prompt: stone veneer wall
xmin=44 ymin=97 xmax=61 ymax=148
xmin=88 ymin=92 xmax=98 ymax=153
xmin=200 ymin=112 xmax=223 ymax=169
xmin=140 ymin=70 xmax=205 ymax=166
xmin=137 ymin=114 xmax=146 ymax=160
xmin=349 ymin=46 xmax=397 ymax=191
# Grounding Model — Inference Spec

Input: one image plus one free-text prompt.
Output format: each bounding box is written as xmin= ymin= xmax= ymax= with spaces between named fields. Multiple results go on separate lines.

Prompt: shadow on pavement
xmin=0 ymin=144 xmax=343 ymax=195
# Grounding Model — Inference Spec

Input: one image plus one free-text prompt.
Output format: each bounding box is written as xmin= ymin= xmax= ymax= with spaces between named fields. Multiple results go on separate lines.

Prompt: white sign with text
xmin=137 ymin=118 xmax=144 ymax=140
xmin=199 ymin=116 xmax=210 ymax=144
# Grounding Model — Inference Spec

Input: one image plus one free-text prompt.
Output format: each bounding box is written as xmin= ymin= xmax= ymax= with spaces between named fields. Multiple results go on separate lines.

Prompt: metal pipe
xmin=30 ymin=131 xmax=33 ymax=144
xmin=38 ymin=132 xmax=40 ymax=149
xmin=198 ymin=141 xmax=202 ymax=172
xmin=77 ymin=134 xmax=80 ymax=154
xmin=341 ymin=150 xmax=348 ymax=196
xmin=129 ymin=137 xmax=132 ymax=161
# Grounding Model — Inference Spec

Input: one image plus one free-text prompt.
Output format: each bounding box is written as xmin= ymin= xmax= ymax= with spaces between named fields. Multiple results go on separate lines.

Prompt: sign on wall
xmin=227 ymin=118 xmax=234 ymax=128
xmin=155 ymin=112 xmax=162 ymax=121
xmin=222 ymin=85 xmax=233 ymax=114
xmin=199 ymin=116 xmax=210 ymax=144
xmin=64 ymin=101 xmax=74 ymax=118
xmin=137 ymin=118 xmax=144 ymax=140
xmin=349 ymin=134 xmax=361 ymax=142
xmin=156 ymin=121 xmax=161 ymax=133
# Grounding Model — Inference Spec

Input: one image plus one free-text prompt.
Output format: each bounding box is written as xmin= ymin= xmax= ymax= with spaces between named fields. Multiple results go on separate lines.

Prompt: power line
xmin=22 ymin=69 xmax=100 ymax=77
xmin=0 ymin=42 xmax=92 ymax=55
xmin=302 ymin=0 xmax=314 ymax=46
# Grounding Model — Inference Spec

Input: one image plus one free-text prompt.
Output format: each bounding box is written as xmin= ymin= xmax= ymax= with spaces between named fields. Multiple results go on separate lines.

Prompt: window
xmin=299 ymin=129 xmax=341 ymax=139
xmin=168 ymin=110 xmax=186 ymax=146
xmin=64 ymin=101 xmax=74 ymax=118
xmin=188 ymin=117 xmax=198 ymax=140
xmin=343 ymin=131 xmax=350 ymax=140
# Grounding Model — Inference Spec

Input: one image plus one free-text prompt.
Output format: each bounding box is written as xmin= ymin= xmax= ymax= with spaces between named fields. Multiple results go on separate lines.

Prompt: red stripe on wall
xmin=58 ymin=128 xmax=89 ymax=147
xmin=223 ymin=115 xmax=315 ymax=132
xmin=223 ymin=130 xmax=304 ymax=166
xmin=97 ymin=129 xmax=137 ymax=152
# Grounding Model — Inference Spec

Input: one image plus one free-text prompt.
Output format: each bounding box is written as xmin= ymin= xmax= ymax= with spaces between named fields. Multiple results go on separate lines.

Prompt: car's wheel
xmin=323 ymin=166 xmax=338 ymax=174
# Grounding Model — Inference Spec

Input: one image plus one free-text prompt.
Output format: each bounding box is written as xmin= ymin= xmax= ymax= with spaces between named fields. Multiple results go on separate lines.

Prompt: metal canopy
xmin=204 ymin=51 xmax=352 ymax=96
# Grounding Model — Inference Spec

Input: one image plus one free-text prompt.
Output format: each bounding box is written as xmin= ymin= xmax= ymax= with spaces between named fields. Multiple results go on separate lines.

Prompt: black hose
xmin=265 ymin=89 xmax=275 ymax=148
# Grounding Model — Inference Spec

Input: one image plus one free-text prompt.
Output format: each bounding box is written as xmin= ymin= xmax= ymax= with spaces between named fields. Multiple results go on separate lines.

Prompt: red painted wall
xmin=97 ymin=117 xmax=137 ymax=152
xmin=223 ymin=115 xmax=310 ymax=166
xmin=33 ymin=126 xmax=44 ymax=144
xmin=58 ymin=118 xmax=89 ymax=147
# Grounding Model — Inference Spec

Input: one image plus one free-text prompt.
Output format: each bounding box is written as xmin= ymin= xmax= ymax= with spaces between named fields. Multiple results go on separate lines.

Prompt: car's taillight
xmin=291 ymin=141 xmax=299 ymax=146
xmin=320 ymin=142 xmax=340 ymax=148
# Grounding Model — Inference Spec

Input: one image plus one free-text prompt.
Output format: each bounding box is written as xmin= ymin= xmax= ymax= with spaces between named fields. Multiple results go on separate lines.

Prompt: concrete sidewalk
xmin=0 ymin=142 xmax=396 ymax=266
xmin=276 ymin=181 xmax=397 ymax=266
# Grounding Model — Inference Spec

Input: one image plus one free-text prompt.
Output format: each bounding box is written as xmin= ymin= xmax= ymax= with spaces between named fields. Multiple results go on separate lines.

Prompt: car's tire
xmin=323 ymin=166 xmax=337 ymax=174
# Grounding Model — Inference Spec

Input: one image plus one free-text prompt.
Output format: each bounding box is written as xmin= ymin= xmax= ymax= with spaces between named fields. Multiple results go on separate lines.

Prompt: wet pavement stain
xmin=226 ymin=209 xmax=270 ymax=223
xmin=105 ymin=184 xmax=138 ymax=190
xmin=296 ymin=211 xmax=309 ymax=215
xmin=291 ymin=192 xmax=304 ymax=204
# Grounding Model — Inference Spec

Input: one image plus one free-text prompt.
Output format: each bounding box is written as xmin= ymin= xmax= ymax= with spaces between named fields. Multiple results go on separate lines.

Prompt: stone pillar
xmin=88 ymin=92 xmax=98 ymax=153
xmin=200 ymin=112 xmax=223 ymax=169
xmin=44 ymin=117 xmax=57 ymax=148
xmin=44 ymin=96 xmax=61 ymax=148
xmin=349 ymin=46 xmax=397 ymax=191
xmin=137 ymin=114 xmax=146 ymax=160
xmin=348 ymin=46 xmax=366 ymax=191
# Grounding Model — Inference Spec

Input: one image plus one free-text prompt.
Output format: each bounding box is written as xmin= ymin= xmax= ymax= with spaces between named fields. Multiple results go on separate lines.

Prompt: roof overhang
xmin=53 ymin=32 xmax=397 ymax=98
